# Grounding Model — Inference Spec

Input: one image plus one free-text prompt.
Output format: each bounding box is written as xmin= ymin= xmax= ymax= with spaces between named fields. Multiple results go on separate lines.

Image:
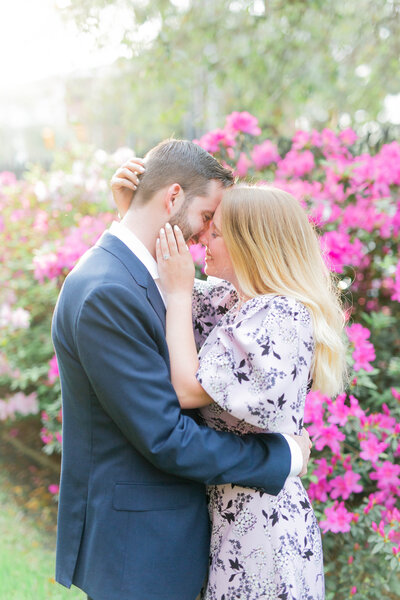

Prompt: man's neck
xmin=121 ymin=208 xmax=161 ymax=260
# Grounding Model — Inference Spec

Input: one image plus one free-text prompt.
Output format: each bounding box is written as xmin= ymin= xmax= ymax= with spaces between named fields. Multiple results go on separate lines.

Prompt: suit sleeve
xmin=75 ymin=283 xmax=290 ymax=495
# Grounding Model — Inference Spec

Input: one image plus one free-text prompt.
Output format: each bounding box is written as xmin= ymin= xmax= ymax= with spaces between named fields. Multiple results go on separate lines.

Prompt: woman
xmin=154 ymin=185 xmax=347 ymax=600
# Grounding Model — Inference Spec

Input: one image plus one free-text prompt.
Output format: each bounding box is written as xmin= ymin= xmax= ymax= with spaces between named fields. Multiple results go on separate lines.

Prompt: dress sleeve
xmin=192 ymin=277 xmax=238 ymax=350
xmin=196 ymin=295 xmax=314 ymax=433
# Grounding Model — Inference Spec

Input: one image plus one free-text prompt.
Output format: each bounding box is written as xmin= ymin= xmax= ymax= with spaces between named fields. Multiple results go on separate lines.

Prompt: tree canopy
xmin=60 ymin=0 xmax=400 ymax=151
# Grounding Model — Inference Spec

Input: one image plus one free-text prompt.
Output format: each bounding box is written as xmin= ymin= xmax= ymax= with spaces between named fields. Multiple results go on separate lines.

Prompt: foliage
xmin=59 ymin=0 xmax=400 ymax=148
xmin=0 ymin=114 xmax=399 ymax=597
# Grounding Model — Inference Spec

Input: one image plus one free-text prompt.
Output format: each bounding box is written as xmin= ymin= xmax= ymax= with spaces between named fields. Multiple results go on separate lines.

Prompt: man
xmin=52 ymin=139 xmax=310 ymax=600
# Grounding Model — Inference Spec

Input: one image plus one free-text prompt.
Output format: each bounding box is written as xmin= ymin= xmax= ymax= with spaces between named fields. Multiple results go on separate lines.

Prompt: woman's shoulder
xmin=193 ymin=276 xmax=236 ymax=298
xmin=239 ymin=293 xmax=312 ymax=328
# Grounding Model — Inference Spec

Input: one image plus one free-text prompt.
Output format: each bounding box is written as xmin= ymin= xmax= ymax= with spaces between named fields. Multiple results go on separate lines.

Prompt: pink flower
xmin=320 ymin=501 xmax=355 ymax=533
xmin=0 ymin=171 xmax=17 ymax=186
xmin=308 ymin=477 xmax=332 ymax=503
xmin=391 ymin=258 xmax=400 ymax=302
xmin=339 ymin=128 xmax=358 ymax=146
xmin=346 ymin=323 xmax=371 ymax=345
xmin=327 ymin=394 xmax=351 ymax=426
xmin=352 ymin=342 xmax=376 ymax=372
xmin=313 ymin=423 xmax=346 ymax=455
xmin=291 ymin=130 xmax=310 ymax=150
xmin=194 ymin=129 xmax=236 ymax=154
xmin=48 ymin=484 xmax=59 ymax=495
xmin=330 ymin=470 xmax=363 ymax=500
xmin=308 ymin=458 xmax=334 ymax=502
xmin=225 ymin=111 xmax=261 ymax=136
xmin=304 ymin=390 xmax=328 ymax=426
xmin=321 ymin=129 xmax=343 ymax=156
xmin=234 ymin=152 xmax=252 ymax=178
xmin=277 ymin=150 xmax=315 ymax=178
xmin=371 ymin=520 xmax=385 ymax=537
xmin=370 ymin=461 xmax=400 ymax=492
xmin=40 ymin=427 xmax=53 ymax=445
xmin=0 ymin=392 xmax=39 ymax=420
xmin=314 ymin=458 xmax=334 ymax=479
xmin=33 ymin=214 xmax=112 ymax=283
xmin=320 ymin=231 xmax=364 ymax=273
xmin=360 ymin=433 xmax=389 ymax=463
xmin=348 ymin=395 xmax=365 ymax=419
xmin=189 ymin=243 xmax=206 ymax=267
xmin=346 ymin=324 xmax=376 ymax=371
xmin=0 ymin=304 xmax=30 ymax=330
xmin=251 ymin=140 xmax=280 ymax=169
xmin=48 ymin=354 xmax=59 ymax=384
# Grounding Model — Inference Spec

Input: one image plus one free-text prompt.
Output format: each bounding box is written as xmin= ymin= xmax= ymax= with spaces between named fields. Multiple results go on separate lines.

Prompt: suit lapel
xmin=96 ymin=231 xmax=166 ymax=332
xmin=145 ymin=278 xmax=167 ymax=331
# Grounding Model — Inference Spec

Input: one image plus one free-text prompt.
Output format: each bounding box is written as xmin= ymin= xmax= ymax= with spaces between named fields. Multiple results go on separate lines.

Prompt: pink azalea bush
xmin=193 ymin=113 xmax=400 ymax=598
xmin=0 ymin=116 xmax=399 ymax=598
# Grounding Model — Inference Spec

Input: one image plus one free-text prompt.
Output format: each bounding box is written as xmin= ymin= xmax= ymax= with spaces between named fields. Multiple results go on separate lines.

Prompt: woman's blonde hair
xmin=221 ymin=185 xmax=348 ymax=397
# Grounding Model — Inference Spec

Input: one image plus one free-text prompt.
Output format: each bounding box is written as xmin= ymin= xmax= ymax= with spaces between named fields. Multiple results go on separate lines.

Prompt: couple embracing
xmin=52 ymin=139 xmax=347 ymax=600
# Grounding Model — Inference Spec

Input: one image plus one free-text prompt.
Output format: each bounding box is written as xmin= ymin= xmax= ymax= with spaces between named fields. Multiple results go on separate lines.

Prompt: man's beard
xmin=168 ymin=200 xmax=194 ymax=242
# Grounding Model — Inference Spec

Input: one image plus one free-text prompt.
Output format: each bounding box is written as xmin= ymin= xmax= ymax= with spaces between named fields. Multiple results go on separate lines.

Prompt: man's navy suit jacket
xmin=51 ymin=231 xmax=291 ymax=600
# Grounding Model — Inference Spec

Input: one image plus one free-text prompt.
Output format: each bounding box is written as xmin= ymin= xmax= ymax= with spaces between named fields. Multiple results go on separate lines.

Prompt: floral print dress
xmin=192 ymin=278 xmax=324 ymax=600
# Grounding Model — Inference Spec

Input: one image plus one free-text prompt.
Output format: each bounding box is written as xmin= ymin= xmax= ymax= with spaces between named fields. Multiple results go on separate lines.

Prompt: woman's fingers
xmin=112 ymin=177 xmax=137 ymax=191
xmin=124 ymin=158 xmax=145 ymax=172
xmin=173 ymin=225 xmax=189 ymax=254
xmin=155 ymin=237 xmax=162 ymax=263
xmin=115 ymin=167 xmax=141 ymax=186
xmin=164 ymin=223 xmax=178 ymax=256
xmin=159 ymin=228 xmax=171 ymax=259
xmin=159 ymin=224 xmax=190 ymax=258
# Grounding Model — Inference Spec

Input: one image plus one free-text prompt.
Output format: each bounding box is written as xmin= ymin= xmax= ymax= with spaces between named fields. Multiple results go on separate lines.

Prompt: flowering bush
xmin=194 ymin=114 xmax=400 ymax=599
xmin=1 ymin=118 xmax=399 ymax=598
xmin=0 ymin=145 xmax=122 ymax=438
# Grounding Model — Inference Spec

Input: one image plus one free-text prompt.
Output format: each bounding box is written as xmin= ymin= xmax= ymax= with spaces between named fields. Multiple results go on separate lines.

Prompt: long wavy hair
xmin=221 ymin=185 xmax=348 ymax=397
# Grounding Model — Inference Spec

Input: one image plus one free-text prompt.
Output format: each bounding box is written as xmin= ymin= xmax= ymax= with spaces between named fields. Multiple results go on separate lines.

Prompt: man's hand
xmin=110 ymin=158 xmax=146 ymax=218
xmin=290 ymin=429 xmax=312 ymax=477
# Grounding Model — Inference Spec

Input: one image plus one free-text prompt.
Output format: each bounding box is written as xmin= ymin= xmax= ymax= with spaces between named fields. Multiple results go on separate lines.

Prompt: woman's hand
xmin=156 ymin=223 xmax=195 ymax=298
xmin=111 ymin=157 xmax=145 ymax=217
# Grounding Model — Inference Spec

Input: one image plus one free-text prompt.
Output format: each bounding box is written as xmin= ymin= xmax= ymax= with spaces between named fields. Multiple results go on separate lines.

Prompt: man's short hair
xmin=136 ymin=139 xmax=234 ymax=204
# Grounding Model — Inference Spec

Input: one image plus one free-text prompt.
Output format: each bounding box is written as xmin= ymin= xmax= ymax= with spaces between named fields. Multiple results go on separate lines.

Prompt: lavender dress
xmin=192 ymin=278 xmax=324 ymax=600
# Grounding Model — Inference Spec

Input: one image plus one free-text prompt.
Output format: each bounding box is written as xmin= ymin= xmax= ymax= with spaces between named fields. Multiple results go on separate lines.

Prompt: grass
xmin=0 ymin=472 xmax=85 ymax=600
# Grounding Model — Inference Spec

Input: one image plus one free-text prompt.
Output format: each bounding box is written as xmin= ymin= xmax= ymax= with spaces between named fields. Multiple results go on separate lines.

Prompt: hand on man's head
xmin=111 ymin=158 xmax=146 ymax=218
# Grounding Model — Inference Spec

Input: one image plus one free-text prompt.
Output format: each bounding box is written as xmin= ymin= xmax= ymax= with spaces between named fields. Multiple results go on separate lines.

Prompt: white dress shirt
xmin=109 ymin=221 xmax=303 ymax=478
xmin=109 ymin=221 xmax=166 ymax=305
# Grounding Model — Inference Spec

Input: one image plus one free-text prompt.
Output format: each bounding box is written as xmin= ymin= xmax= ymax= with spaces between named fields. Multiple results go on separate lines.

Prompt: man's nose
xmin=197 ymin=227 xmax=210 ymax=246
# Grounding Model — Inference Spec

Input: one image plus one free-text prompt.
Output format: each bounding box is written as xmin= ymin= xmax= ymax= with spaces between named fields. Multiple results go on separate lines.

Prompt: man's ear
xmin=164 ymin=183 xmax=184 ymax=214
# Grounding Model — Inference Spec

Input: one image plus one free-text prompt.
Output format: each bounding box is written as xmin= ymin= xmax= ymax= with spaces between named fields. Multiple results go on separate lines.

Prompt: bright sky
xmin=0 ymin=0 xmax=127 ymax=90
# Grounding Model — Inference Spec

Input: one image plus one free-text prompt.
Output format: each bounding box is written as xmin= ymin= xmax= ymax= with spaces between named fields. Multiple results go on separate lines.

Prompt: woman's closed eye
xmin=210 ymin=222 xmax=221 ymax=238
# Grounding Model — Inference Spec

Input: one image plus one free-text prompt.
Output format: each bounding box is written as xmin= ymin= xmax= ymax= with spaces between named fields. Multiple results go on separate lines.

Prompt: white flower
xmin=112 ymin=147 xmax=135 ymax=166
xmin=10 ymin=307 xmax=30 ymax=329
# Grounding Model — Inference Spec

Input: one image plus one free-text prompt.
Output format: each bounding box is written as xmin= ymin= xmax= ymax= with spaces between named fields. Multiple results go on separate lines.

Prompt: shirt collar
xmin=109 ymin=221 xmax=159 ymax=281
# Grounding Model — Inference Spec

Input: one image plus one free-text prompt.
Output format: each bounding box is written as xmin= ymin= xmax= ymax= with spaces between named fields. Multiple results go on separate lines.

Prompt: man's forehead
xmin=197 ymin=180 xmax=225 ymax=211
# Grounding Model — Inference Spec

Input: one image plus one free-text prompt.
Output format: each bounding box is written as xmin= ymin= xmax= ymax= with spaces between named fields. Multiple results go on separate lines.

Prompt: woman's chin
xmin=204 ymin=263 xmax=215 ymax=277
